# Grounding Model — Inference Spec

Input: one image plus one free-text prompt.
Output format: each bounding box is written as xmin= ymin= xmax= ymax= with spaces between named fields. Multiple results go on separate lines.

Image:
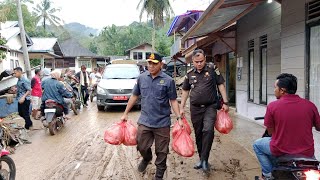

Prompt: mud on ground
xmin=10 ymin=103 xmax=261 ymax=180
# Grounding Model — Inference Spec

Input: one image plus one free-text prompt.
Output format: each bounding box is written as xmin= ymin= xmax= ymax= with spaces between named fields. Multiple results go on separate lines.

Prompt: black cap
xmin=147 ymin=53 xmax=162 ymax=63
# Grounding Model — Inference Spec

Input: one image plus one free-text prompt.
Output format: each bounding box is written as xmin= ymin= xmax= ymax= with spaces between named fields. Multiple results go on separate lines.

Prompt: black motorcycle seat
xmin=277 ymin=154 xmax=318 ymax=163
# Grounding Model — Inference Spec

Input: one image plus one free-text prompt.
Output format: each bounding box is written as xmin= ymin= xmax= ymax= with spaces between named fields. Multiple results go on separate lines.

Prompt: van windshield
xmin=103 ymin=67 xmax=139 ymax=79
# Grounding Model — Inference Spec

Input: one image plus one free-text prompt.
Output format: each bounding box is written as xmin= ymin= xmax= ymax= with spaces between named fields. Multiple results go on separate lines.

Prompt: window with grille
xmin=248 ymin=39 xmax=254 ymax=102
xmin=133 ymin=52 xmax=143 ymax=60
xmin=260 ymin=35 xmax=267 ymax=104
xmin=307 ymin=0 xmax=320 ymax=24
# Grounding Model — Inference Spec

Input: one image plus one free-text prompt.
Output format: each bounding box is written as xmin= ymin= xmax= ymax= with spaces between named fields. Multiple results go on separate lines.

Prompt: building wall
xmin=236 ymin=1 xmax=282 ymax=118
xmin=281 ymin=0 xmax=306 ymax=97
xmin=129 ymin=45 xmax=154 ymax=60
xmin=0 ymin=51 xmax=24 ymax=72
xmin=6 ymin=35 xmax=22 ymax=51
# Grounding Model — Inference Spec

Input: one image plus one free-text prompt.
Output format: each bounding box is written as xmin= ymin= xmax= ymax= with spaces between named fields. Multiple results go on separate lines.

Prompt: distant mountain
xmin=63 ymin=22 xmax=99 ymax=37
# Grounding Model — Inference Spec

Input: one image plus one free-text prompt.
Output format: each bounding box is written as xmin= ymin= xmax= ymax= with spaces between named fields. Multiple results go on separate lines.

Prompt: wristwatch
xmin=223 ymin=102 xmax=229 ymax=106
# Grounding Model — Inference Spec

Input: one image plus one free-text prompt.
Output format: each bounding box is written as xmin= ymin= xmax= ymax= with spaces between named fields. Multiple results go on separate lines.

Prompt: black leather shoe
xmin=138 ymin=159 xmax=150 ymax=172
xmin=201 ymin=161 xmax=210 ymax=172
xmin=194 ymin=161 xmax=202 ymax=169
xmin=154 ymin=169 xmax=165 ymax=180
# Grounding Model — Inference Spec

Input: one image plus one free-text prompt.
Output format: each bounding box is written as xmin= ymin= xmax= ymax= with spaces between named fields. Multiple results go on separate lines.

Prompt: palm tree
xmin=33 ymin=0 xmax=62 ymax=31
xmin=137 ymin=0 xmax=174 ymax=51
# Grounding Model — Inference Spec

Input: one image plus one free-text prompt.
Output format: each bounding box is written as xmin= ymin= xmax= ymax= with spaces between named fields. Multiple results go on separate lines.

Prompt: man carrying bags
xmin=121 ymin=53 xmax=182 ymax=180
xmin=180 ymin=49 xmax=229 ymax=173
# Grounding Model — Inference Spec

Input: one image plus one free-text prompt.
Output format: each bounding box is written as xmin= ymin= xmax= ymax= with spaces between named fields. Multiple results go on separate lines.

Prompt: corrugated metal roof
xmin=0 ymin=21 xmax=18 ymax=29
xmin=125 ymin=42 xmax=152 ymax=52
xmin=0 ymin=27 xmax=19 ymax=40
xmin=29 ymin=38 xmax=58 ymax=51
xmin=182 ymin=0 xmax=264 ymax=41
xmin=167 ymin=10 xmax=204 ymax=36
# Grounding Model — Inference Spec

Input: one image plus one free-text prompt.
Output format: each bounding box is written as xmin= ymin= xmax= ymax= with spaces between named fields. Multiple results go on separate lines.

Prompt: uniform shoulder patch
xmin=215 ymin=66 xmax=221 ymax=75
xmin=187 ymin=68 xmax=193 ymax=74
xmin=207 ymin=62 xmax=215 ymax=69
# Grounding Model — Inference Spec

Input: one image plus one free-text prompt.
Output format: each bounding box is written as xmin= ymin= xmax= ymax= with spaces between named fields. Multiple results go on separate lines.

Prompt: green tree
xmin=137 ymin=0 xmax=174 ymax=51
xmin=0 ymin=1 xmax=37 ymax=33
xmin=33 ymin=0 xmax=62 ymax=31
xmin=89 ymin=41 xmax=98 ymax=54
xmin=95 ymin=20 xmax=173 ymax=57
xmin=97 ymin=22 xmax=153 ymax=56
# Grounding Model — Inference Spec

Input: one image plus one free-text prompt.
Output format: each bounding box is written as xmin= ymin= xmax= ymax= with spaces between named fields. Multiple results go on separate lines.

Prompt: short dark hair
xmin=14 ymin=67 xmax=22 ymax=72
xmin=35 ymin=69 xmax=41 ymax=75
xmin=276 ymin=73 xmax=297 ymax=94
xmin=192 ymin=49 xmax=205 ymax=57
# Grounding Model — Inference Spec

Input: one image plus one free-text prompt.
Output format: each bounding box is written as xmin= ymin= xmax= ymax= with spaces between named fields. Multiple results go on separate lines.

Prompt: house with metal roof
xmin=167 ymin=10 xmax=204 ymax=59
xmin=180 ymin=0 xmax=320 ymax=119
xmin=125 ymin=42 xmax=155 ymax=61
xmin=28 ymin=37 xmax=64 ymax=69
xmin=0 ymin=21 xmax=33 ymax=72
xmin=55 ymin=38 xmax=109 ymax=72
xmin=0 ymin=21 xmax=34 ymax=92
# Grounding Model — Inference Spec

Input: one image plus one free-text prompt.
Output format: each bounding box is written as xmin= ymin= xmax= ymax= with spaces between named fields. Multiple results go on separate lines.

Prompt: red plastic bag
xmin=172 ymin=128 xmax=195 ymax=157
xmin=172 ymin=117 xmax=191 ymax=139
xmin=215 ymin=110 xmax=233 ymax=134
xmin=104 ymin=121 xmax=125 ymax=145
xmin=123 ymin=121 xmax=137 ymax=146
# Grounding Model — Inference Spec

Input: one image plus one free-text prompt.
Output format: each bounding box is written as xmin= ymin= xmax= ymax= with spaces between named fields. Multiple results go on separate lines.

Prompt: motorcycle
xmin=43 ymin=100 xmax=66 ymax=136
xmin=70 ymin=83 xmax=82 ymax=110
xmin=0 ymin=119 xmax=16 ymax=180
xmin=254 ymin=117 xmax=320 ymax=180
xmin=89 ymin=74 xmax=101 ymax=102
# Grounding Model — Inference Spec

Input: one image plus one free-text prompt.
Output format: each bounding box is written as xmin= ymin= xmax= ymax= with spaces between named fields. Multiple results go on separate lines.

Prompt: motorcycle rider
xmin=253 ymin=73 xmax=320 ymax=179
xmin=40 ymin=70 xmax=73 ymax=123
xmin=89 ymin=68 xmax=101 ymax=84
xmin=59 ymin=72 xmax=78 ymax=115
xmin=89 ymin=68 xmax=101 ymax=101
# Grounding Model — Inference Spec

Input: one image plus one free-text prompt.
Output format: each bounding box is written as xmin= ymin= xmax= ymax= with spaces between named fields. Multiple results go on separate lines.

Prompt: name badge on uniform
xmin=205 ymin=72 xmax=209 ymax=77
xmin=191 ymin=76 xmax=197 ymax=83
xmin=215 ymin=68 xmax=221 ymax=75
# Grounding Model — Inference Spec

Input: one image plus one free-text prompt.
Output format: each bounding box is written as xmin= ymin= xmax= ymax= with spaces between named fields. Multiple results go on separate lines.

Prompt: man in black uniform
xmin=180 ymin=49 xmax=229 ymax=172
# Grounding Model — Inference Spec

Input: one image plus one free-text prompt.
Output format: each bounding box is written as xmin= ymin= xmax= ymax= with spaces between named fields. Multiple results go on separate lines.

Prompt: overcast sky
xmin=28 ymin=0 xmax=212 ymax=30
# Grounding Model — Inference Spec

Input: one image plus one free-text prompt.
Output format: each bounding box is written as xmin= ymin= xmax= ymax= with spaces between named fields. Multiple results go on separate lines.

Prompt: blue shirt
xmin=42 ymin=78 xmax=73 ymax=105
xmin=132 ymin=71 xmax=177 ymax=128
xmin=16 ymin=76 xmax=31 ymax=100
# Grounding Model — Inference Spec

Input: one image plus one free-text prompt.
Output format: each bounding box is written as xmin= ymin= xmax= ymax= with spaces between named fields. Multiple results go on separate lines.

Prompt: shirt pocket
xmin=140 ymin=83 xmax=150 ymax=97
xmin=154 ymin=86 xmax=167 ymax=99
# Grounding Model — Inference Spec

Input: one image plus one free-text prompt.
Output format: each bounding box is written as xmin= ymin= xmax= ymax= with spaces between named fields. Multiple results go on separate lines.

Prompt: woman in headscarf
xmin=41 ymin=68 xmax=51 ymax=82
xmin=40 ymin=69 xmax=73 ymax=120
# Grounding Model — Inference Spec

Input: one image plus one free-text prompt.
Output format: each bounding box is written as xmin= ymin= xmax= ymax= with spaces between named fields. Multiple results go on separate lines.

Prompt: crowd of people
xmin=9 ymin=49 xmax=320 ymax=180
xmin=12 ymin=66 xmax=103 ymax=130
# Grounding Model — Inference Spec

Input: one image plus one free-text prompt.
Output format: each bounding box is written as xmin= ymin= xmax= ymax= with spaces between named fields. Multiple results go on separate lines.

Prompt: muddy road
xmin=11 ymin=102 xmax=261 ymax=180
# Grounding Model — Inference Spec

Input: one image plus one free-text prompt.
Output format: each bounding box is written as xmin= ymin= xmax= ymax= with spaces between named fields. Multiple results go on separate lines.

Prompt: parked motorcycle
xmin=0 ymin=119 xmax=16 ymax=180
xmin=254 ymin=117 xmax=320 ymax=180
xmin=43 ymin=100 xmax=66 ymax=135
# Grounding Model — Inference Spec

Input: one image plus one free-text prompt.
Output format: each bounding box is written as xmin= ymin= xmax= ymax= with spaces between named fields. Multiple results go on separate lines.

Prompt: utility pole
xmin=16 ymin=0 xmax=31 ymax=79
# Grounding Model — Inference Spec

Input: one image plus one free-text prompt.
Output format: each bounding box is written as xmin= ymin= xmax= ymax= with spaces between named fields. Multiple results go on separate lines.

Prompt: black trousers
xmin=136 ymin=124 xmax=170 ymax=178
xmin=18 ymin=99 xmax=33 ymax=129
xmin=190 ymin=104 xmax=217 ymax=161
xmin=80 ymin=85 xmax=89 ymax=103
